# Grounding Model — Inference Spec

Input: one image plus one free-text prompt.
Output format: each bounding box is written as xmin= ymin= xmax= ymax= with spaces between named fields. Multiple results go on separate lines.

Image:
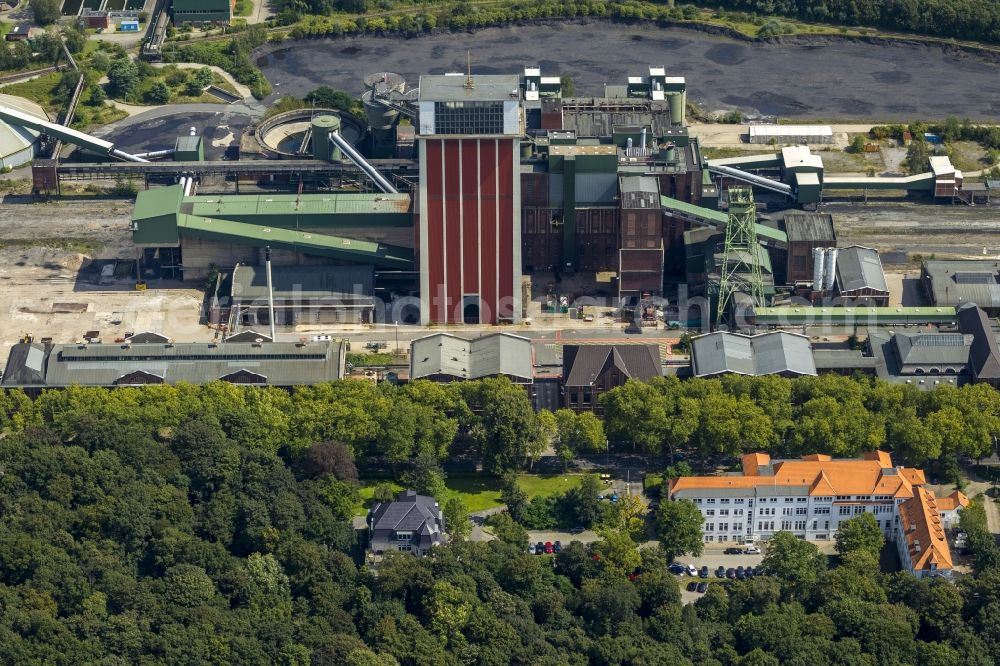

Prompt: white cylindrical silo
xmin=812 ymin=247 xmax=826 ymax=289
xmin=824 ymin=247 xmax=838 ymax=290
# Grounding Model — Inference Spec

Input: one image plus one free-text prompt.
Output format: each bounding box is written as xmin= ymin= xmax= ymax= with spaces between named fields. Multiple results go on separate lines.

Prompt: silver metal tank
xmin=812 ymin=247 xmax=826 ymax=289
xmin=824 ymin=247 xmax=838 ymax=290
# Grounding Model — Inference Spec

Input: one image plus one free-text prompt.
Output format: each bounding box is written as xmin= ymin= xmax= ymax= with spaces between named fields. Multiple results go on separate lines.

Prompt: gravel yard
xmin=0 ymin=197 xmax=213 ymax=363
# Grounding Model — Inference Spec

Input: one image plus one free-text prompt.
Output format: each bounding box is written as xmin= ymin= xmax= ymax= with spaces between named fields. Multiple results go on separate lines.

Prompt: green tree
xmin=371 ymin=482 xmax=396 ymax=504
xmin=601 ymin=380 xmax=670 ymax=456
xmin=442 ymin=498 xmax=470 ymax=541
xmin=835 ymin=513 xmax=885 ymax=559
xmin=563 ymin=474 xmax=602 ymax=528
xmin=849 ymin=134 xmax=868 ymax=154
xmin=904 ymin=139 xmax=931 ymax=174
xmin=655 ymin=499 xmax=704 ymax=560
xmin=463 ymin=377 xmax=540 ymax=474
xmin=145 ymin=80 xmax=171 ymax=104
xmin=559 ymin=73 xmax=575 ymax=96
xmin=592 ymin=528 xmax=641 ymax=576
xmin=185 ymin=76 xmax=205 ymax=97
xmin=107 ymin=57 xmax=140 ymax=100
xmin=760 ymin=532 xmax=827 ymax=599
xmin=62 ymin=27 xmax=86 ymax=54
xmin=32 ymin=0 xmax=62 ymax=25
xmin=87 ymin=84 xmax=106 ymax=106
xmin=194 ymin=66 xmax=215 ymax=87
xmin=401 ymin=454 xmax=446 ymax=498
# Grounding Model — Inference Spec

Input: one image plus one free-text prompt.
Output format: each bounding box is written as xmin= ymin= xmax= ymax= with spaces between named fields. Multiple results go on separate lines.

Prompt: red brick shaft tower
xmin=417 ymin=74 xmax=522 ymax=325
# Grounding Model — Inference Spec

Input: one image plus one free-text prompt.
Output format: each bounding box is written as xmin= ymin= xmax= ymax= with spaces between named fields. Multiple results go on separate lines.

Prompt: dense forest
xmin=1 ymin=377 xmax=999 ymax=663
xmin=703 ymin=0 xmax=1000 ymax=43
xmin=264 ymin=0 xmax=1000 ymax=44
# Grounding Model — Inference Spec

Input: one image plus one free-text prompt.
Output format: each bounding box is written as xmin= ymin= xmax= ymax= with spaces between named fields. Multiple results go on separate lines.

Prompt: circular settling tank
xmin=255 ymin=109 xmax=365 ymax=159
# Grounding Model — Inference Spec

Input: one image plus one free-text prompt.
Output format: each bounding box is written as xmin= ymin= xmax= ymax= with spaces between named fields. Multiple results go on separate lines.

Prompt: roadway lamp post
xmin=394 ymin=321 xmax=399 ymax=354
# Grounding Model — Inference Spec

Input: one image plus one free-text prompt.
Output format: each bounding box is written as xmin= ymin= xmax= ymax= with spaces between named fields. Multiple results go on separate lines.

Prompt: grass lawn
xmin=817 ymin=147 xmax=881 ymax=174
xmin=2 ymin=72 xmax=63 ymax=113
xmin=353 ymin=472 xmax=586 ymax=516
xmin=948 ymin=140 xmax=988 ymax=173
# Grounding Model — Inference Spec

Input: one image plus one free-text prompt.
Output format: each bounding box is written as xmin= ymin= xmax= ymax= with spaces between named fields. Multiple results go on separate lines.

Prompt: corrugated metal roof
xmin=575 ymin=172 xmax=617 ymax=204
xmin=892 ymin=332 xmax=971 ymax=366
xmin=691 ymin=331 xmax=816 ymax=377
xmin=748 ymin=125 xmax=832 ymax=139
xmin=410 ymin=333 xmax=532 ymax=380
xmin=177 ymin=214 xmax=414 ymax=268
xmin=188 ymin=192 xmax=411 ymax=218
xmin=2 ymin=341 xmax=344 ymax=387
xmin=620 ymin=176 xmax=659 ymax=208
xmin=230 ymin=264 xmax=374 ymax=301
xmin=923 ymin=260 xmax=1000 ymax=308
xmin=836 ymin=245 xmax=888 ymax=294
xmin=133 ymin=184 xmax=185 ymax=221
xmin=784 ymin=212 xmax=835 ymax=242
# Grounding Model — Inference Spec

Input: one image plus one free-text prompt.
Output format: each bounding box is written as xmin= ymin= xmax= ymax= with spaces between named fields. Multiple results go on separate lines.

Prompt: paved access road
xmin=255 ymin=22 xmax=1000 ymax=120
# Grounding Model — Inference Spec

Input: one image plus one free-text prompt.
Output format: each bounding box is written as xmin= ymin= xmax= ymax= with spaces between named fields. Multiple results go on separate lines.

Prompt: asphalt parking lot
xmin=673 ymin=546 xmax=766 ymax=604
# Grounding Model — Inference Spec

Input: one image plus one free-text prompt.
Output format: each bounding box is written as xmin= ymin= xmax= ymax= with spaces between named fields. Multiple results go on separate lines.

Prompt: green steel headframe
xmin=716 ymin=186 xmax=765 ymax=326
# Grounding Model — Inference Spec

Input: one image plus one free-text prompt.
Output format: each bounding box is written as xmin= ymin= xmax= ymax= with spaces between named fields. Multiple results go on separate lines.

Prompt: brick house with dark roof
xmin=562 ymin=344 xmax=661 ymax=412
xmin=367 ymin=490 xmax=445 ymax=557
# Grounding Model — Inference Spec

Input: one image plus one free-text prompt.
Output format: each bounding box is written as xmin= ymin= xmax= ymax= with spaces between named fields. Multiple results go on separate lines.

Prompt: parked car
xmin=726 ymin=568 xmax=736 ymax=579
xmin=686 ymin=581 xmax=698 ymax=592
xmin=715 ymin=566 xmax=726 ymax=578
xmin=724 ymin=547 xmax=742 ymax=555
xmin=535 ymin=541 xmax=545 ymax=554
xmin=570 ymin=526 xmax=585 ymax=535
xmin=699 ymin=566 xmax=709 ymax=579
xmin=744 ymin=546 xmax=762 ymax=555
xmin=736 ymin=566 xmax=746 ymax=580
xmin=544 ymin=541 xmax=554 ymax=554
xmin=745 ymin=567 xmax=755 ymax=579
xmin=668 ymin=563 xmax=686 ymax=575
xmin=686 ymin=564 xmax=698 ymax=576
xmin=609 ymin=494 xmax=619 ymax=503
xmin=696 ymin=582 xmax=708 ymax=593
xmin=553 ymin=541 xmax=562 ymax=553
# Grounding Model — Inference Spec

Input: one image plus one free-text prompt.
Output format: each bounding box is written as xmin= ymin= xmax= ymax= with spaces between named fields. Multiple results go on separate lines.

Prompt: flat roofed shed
xmin=418 ymin=74 xmax=522 ymax=102
xmin=230 ymin=264 xmax=374 ymax=303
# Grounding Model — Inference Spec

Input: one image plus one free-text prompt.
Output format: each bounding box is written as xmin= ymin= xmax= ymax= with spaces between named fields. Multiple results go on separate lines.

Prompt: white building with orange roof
xmin=934 ymin=490 xmax=969 ymax=529
xmin=895 ymin=488 xmax=953 ymax=578
xmin=668 ymin=451 xmax=957 ymax=575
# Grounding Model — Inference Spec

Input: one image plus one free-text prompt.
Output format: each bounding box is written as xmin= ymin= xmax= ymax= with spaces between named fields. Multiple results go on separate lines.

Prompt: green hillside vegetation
xmin=0 ymin=376 xmax=999 ymax=662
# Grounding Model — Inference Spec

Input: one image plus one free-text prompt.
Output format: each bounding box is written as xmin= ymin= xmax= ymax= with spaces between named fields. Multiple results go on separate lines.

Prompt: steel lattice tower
xmin=715 ymin=187 xmax=765 ymax=326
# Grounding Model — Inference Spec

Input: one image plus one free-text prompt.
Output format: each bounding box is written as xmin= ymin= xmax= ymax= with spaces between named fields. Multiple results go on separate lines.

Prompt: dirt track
xmin=256 ymin=22 xmax=1000 ymax=120
xmin=823 ymin=202 xmax=1000 ymax=262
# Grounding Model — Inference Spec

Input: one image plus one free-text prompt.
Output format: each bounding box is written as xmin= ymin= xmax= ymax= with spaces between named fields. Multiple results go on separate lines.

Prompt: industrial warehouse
xmin=0 ymin=59 xmax=997 ymax=391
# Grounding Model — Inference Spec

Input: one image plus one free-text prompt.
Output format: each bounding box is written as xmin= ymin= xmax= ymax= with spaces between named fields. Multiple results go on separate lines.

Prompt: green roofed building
xmin=1 ymin=339 xmax=346 ymax=395
xmin=131 ymin=185 xmax=414 ymax=279
xmin=172 ymin=0 xmax=232 ymax=24
xmin=751 ymin=306 xmax=958 ymax=327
